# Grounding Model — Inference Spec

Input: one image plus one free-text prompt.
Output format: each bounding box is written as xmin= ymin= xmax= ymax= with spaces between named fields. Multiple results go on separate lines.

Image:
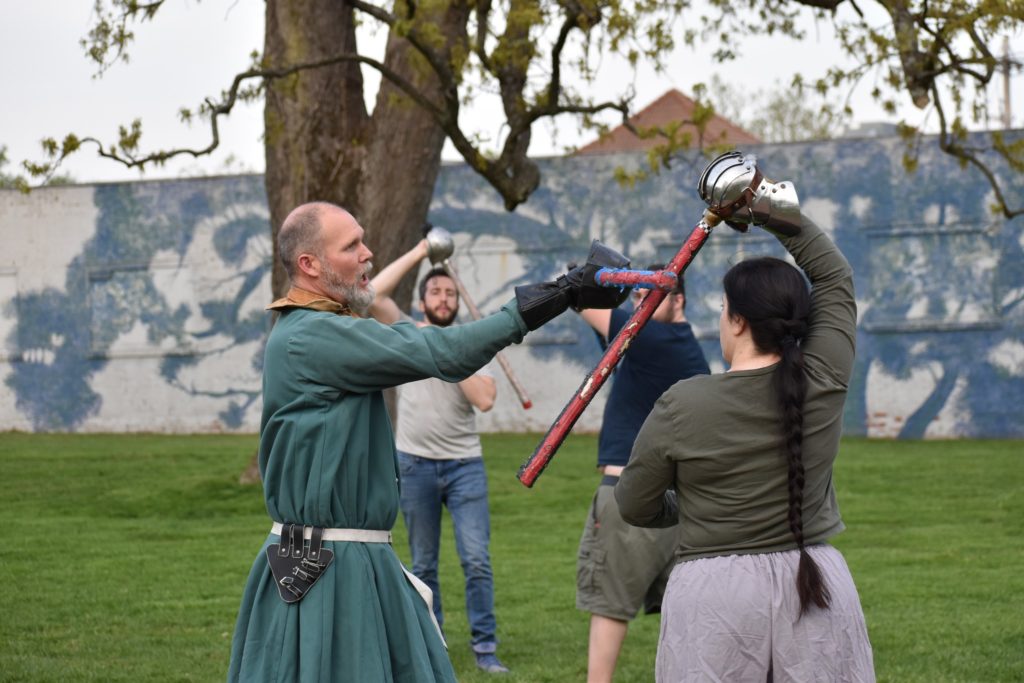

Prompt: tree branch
xmin=793 ymin=0 xmax=844 ymax=9
xmin=83 ymin=0 xmax=168 ymax=75
xmin=931 ymin=84 xmax=1023 ymax=219
xmin=474 ymin=0 xmax=494 ymax=71
xmin=29 ymin=52 xmax=447 ymax=179
xmin=545 ymin=11 xmax=579 ymax=111
xmin=344 ymin=0 xmax=396 ymax=25
xmin=915 ymin=18 xmax=995 ymax=84
xmin=348 ymin=0 xmax=459 ymax=109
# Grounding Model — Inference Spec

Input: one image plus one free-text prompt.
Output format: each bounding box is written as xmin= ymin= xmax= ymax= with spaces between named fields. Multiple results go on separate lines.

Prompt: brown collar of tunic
xmin=266 ymin=287 xmax=359 ymax=317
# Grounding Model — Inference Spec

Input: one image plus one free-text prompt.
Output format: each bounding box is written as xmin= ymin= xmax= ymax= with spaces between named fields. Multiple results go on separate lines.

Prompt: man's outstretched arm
xmin=368 ymin=239 xmax=429 ymax=324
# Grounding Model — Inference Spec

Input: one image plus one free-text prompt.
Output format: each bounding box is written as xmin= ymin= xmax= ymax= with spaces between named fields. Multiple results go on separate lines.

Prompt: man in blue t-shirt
xmin=575 ymin=267 xmax=710 ymax=683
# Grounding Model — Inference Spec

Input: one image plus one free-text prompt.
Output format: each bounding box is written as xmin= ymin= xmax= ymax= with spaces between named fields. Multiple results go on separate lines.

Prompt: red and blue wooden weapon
xmin=517 ymin=209 xmax=724 ymax=487
xmin=592 ymin=267 xmax=681 ymax=291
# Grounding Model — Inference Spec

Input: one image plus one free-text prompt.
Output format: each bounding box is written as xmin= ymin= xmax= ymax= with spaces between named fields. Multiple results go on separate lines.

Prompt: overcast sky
xmin=1 ymin=1 xmax=1020 ymax=184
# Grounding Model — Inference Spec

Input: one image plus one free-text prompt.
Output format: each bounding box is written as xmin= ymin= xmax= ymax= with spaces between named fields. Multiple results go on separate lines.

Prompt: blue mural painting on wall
xmin=3 ymin=176 xmax=272 ymax=431
xmin=429 ymin=133 xmax=1024 ymax=438
xmin=1 ymin=132 xmax=1022 ymax=436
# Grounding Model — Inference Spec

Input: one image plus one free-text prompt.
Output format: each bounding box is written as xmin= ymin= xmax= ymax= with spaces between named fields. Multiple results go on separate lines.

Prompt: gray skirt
xmin=656 ymin=545 xmax=875 ymax=683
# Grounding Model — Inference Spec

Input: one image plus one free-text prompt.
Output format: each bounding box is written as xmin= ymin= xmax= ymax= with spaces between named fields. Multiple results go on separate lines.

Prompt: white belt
xmin=267 ymin=522 xmax=442 ymax=647
xmin=270 ymin=522 xmax=392 ymax=544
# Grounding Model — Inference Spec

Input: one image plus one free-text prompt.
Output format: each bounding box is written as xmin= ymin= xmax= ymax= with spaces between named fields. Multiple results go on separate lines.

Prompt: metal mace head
xmin=424 ymin=225 xmax=455 ymax=265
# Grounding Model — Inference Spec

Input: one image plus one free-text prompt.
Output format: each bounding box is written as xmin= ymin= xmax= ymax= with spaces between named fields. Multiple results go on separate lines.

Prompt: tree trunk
xmin=263 ymin=0 xmax=471 ymax=308
xmin=243 ymin=2 xmax=471 ymax=483
xmin=264 ymin=0 xmax=369 ymax=299
xmin=357 ymin=2 xmax=471 ymax=309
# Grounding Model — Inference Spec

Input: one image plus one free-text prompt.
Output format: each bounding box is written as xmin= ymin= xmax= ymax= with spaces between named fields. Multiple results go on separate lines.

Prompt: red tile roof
xmin=576 ymin=88 xmax=761 ymax=155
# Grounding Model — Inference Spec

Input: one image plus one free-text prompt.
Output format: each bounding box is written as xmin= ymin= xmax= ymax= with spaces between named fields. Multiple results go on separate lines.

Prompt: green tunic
xmin=227 ymin=300 xmax=527 ymax=683
xmin=616 ymin=218 xmax=856 ymax=561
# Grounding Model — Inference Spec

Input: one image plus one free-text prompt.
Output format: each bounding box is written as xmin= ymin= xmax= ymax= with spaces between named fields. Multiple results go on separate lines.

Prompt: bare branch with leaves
xmin=20 ymin=0 xmax=1024 ymax=218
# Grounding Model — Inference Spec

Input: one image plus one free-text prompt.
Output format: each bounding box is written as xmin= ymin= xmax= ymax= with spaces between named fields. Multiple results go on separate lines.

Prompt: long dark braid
xmin=724 ymin=257 xmax=831 ymax=615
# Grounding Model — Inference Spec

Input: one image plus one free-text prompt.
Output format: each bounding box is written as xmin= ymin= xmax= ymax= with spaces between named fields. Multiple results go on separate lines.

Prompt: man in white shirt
xmin=369 ymin=240 xmax=509 ymax=675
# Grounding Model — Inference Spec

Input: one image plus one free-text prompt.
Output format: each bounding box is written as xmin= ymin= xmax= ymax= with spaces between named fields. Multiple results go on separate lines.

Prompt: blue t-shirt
xmin=597 ymin=307 xmax=710 ymax=467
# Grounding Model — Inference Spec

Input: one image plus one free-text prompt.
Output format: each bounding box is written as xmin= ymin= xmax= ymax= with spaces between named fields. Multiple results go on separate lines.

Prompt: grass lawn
xmin=0 ymin=433 xmax=1021 ymax=682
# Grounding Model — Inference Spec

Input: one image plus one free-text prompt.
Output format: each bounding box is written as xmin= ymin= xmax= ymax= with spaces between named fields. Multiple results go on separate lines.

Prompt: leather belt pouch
xmin=266 ymin=523 xmax=335 ymax=604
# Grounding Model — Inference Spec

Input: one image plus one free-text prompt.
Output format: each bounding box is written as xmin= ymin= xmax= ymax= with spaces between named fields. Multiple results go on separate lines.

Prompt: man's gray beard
xmin=322 ymin=260 xmax=375 ymax=315
xmin=342 ymin=282 xmax=375 ymax=316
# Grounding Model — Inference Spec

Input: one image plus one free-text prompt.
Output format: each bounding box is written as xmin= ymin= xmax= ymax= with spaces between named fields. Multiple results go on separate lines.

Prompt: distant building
xmin=576 ymin=88 xmax=762 ymax=155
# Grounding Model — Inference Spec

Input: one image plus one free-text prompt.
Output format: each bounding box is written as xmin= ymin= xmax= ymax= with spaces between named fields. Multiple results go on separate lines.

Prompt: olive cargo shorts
xmin=576 ymin=480 xmax=678 ymax=621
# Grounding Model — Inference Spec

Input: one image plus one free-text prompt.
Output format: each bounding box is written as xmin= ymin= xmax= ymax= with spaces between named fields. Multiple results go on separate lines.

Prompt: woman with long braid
xmin=615 ymin=167 xmax=874 ymax=680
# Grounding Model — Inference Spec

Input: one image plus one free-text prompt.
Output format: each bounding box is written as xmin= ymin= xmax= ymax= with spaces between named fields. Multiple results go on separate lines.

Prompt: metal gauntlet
xmin=697 ymin=151 xmax=802 ymax=236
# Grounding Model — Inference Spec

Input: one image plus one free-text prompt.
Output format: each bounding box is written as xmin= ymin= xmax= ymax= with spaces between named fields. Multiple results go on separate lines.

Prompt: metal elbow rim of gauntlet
xmin=751 ymin=178 xmax=802 ymax=234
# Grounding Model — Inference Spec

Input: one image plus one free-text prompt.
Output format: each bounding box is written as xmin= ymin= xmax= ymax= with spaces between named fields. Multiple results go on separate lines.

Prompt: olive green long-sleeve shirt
xmin=615 ymin=218 xmax=856 ymax=562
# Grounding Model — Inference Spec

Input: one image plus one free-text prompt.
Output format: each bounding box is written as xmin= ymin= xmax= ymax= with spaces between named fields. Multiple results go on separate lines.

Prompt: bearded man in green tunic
xmin=227 ymin=202 xmax=628 ymax=682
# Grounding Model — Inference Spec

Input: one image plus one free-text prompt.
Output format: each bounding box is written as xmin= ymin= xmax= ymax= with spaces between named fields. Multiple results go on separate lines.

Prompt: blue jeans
xmin=397 ymin=452 xmax=498 ymax=653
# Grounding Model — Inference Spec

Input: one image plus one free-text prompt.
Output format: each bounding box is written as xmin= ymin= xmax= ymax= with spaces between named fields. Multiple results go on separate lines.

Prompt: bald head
xmin=278 ymin=202 xmax=345 ymax=280
xmin=276 ymin=202 xmax=375 ymax=311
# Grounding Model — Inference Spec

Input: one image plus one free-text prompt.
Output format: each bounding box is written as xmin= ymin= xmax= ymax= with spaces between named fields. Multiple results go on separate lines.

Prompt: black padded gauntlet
xmin=515 ymin=240 xmax=630 ymax=331
xmin=570 ymin=240 xmax=630 ymax=311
